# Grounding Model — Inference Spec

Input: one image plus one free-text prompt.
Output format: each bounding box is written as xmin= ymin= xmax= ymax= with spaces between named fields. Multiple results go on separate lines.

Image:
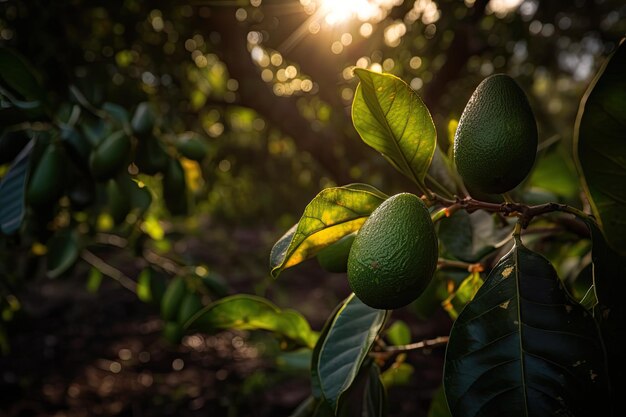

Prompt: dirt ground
xmin=0 ymin=225 xmax=451 ymax=416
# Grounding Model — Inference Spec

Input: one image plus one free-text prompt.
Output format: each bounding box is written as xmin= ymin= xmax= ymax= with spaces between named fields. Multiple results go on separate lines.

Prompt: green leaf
xmin=311 ymin=299 xmax=345 ymax=399
xmin=427 ymin=385 xmax=452 ymax=417
xmin=441 ymin=271 xmax=484 ymax=320
xmin=0 ymin=47 xmax=45 ymax=103
xmin=439 ymin=210 xmax=512 ymax=262
xmin=86 ymin=267 xmax=103 ymax=293
xmin=574 ymin=39 xmax=626 ymax=256
xmin=444 ymin=237 xmax=609 ymax=417
xmin=47 ymin=228 xmax=81 ymax=279
xmin=0 ymin=139 xmax=34 ymax=234
xmin=318 ymin=294 xmax=388 ymax=411
xmin=276 ymin=348 xmax=312 ymax=372
xmin=528 ymin=144 xmax=578 ymax=199
xmin=385 ymin=320 xmax=411 ymax=346
xmin=362 ymin=363 xmax=387 ymax=417
xmin=270 ymin=184 xmax=387 ymax=278
xmin=380 ymin=362 xmax=414 ymax=388
xmin=352 ymin=69 xmax=436 ymax=193
xmin=186 ymin=294 xmax=318 ymax=349
xmin=582 ymin=218 xmax=626 ymax=412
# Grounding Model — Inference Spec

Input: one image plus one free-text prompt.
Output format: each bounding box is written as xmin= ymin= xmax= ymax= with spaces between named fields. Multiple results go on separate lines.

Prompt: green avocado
xmin=454 ymin=74 xmax=538 ymax=194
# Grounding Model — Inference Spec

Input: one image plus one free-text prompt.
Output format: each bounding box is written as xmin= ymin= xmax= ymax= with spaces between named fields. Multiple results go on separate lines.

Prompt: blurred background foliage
xmin=0 ymin=0 xmax=625 ymax=416
xmin=2 ymin=0 xmax=624 ymax=224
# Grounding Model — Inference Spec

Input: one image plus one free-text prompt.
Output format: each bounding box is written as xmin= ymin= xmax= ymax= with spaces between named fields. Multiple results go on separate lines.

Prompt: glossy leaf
xmin=362 ymin=363 xmax=387 ymax=417
xmin=317 ymin=294 xmax=388 ymax=411
xmin=0 ymin=139 xmax=34 ymax=234
xmin=583 ymin=218 xmax=626 ymax=413
xmin=439 ymin=210 xmax=512 ymax=262
xmin=47 ymin=229 xmax=80 ymax=279
xmin=574 ymin=39 xmax=626 ymax=255
xmin=352 ymin=69 xmax=436 ymax=193
xmin=311 ymin=299 xmax=345 ymax=399
xmin=270 ymin=184 xmax=387 ymax=278
xmin=187 ymin=294 xmax=318 ymax=349
xmin=444 ymin=237 xmax=609 ymax=417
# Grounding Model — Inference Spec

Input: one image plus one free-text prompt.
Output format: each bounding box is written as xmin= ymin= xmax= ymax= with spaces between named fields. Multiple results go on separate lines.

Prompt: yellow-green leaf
xmin=270 ymin=183 xmax=387 ymax=278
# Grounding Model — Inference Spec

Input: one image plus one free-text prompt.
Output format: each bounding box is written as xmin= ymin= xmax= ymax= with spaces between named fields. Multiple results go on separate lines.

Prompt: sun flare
xmin=317 ymin=0 xmax=396 ymax=26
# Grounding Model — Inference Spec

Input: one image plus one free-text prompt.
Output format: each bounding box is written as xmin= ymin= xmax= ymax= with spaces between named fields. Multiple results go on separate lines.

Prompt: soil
xmin=0 ymin=224 xmax=451 ymax=417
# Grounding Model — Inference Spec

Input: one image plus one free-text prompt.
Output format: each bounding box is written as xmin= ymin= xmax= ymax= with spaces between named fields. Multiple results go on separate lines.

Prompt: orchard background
xmin=0 ymin=1 xmax=625 ymax=416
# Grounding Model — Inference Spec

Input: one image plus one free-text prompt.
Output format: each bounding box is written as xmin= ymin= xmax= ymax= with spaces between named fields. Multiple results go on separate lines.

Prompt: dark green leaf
xmin=0 ymin=139 xmax=34 ymax=234
xmin=0 ymin=47 xmax=45 ymax=102
xmin=318 ymin=293 xmax=388 ymax=411
xmin=362 ymin=363 xmax=387 ymax=417
xmin=582 ymin=218 xmax=626 ymax=414
xmin=187 ymin=294 xmax=318 ymax=348
xmin=352 ymin=69 xmax=436 ymax=193
xmin=270 ymin=184 xmax=387 ymax=278
xmin=439 ymin=210 xmax=512 ymax=262
xmin=574 ymin=39 xmax=626 ymax=255
xmin=311 ymin=299 xmax=345 ymax=399
xmin=444 ymin=237 xmax=609 ymax=417
xmin=47 ymin=229 xmax=81 ymax=278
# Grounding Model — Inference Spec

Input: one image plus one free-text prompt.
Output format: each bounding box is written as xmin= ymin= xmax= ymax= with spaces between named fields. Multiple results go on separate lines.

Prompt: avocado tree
xmin=185 ymin=41 xmax=625 ymax=416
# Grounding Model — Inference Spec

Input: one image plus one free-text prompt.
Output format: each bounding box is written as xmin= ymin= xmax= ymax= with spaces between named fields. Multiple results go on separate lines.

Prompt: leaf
xmin=380 ymin=362 xmax=414 ymax=388
xmin=186 ymin=294 xmax=318 ymax=349
xmin=574 ymin=39 xmax=626 ymax=256
xmin=385 ymin=320 xmax=411 ymax=346
xmin=311 ymin=299 xmax=345 ymax=399
xmin=0 ymin=138 xmax=34 ymax=234
xmin=427 ymin=385 xmax=452 ymax=417
xmin=47 ymin=229 xmax=81 ymax=279
xmin=86 ymin=267 xmax=103 ymax=293
xmin=352 ymin=69 xmax=436 ymax=193
xmin=0 ymin=47 xmax=45 ymax=102
xmin=441 ymin=271 xmax=484 ymax=320
xmin=528 ymin=144 xmax=578 ymax=200
xmin=444 ymin=237 xmax=609 ymax=417
xmin=270 ymin=184 xmax=387 ymax=278
xmin=439 ymin=210 xmax=512 ymax=262
xmin=318 ymin=293 xmax=388 ymax=411
xmin=362 ymin=363 xmax=387 ymax=417
xmin=582 ymin=218 xmax=626 ymax=413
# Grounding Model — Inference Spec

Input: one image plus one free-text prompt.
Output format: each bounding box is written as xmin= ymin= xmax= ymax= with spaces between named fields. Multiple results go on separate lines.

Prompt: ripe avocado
xmin=347 ymin=193 xmax=438 ymax=310
xmin=454 ymin=74 xmax=538 ymax=194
